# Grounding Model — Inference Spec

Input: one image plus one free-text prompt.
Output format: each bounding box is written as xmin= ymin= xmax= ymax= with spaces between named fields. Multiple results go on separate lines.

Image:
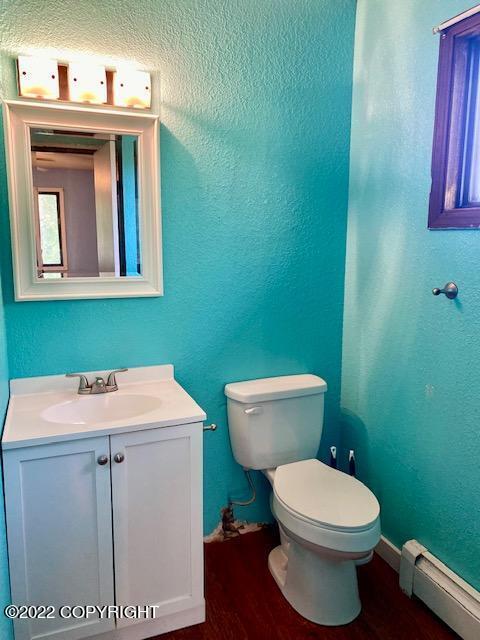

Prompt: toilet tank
xmin=225 ymin=374 xmax=327 ymax=470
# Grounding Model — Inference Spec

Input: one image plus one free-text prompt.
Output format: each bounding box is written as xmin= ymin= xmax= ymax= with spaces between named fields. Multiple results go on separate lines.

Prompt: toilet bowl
xmin=224 ymin=373 xmax=381 ymax=626
xmin=264 ymin=460 xmax=380 ymax=625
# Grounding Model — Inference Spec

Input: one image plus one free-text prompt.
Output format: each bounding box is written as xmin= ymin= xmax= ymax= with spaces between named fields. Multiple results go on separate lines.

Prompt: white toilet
xmin=225 ymin=374 xmax=381 ymax=626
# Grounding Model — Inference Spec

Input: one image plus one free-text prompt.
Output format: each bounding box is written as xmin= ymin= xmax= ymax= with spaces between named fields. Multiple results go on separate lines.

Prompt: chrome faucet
xmin=66 ymin=369 xmax=128 ymax=395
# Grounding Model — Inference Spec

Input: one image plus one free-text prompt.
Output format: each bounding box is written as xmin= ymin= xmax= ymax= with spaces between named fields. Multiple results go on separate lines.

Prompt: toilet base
xmin=268 ymin=541 xmax=361 ymax=626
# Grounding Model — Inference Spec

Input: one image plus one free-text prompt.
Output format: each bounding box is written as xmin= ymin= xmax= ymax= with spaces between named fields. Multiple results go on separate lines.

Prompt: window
xmin=34 ymin=188 xmax=68 ymax=276
xmin=429 ymin=11 xmax=480 ymax=228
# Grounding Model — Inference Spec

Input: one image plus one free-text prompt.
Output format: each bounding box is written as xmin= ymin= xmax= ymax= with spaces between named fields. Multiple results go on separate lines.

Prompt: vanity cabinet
xmin=110 ymin=426 xmax=203 ymax=627
xmin=3 ymin=422 xmax=204 ymax=640
xmin=4 ymin=436 xmax=115 ymax=640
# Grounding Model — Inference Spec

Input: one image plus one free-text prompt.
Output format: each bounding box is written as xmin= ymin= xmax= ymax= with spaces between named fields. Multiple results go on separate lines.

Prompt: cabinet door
xmin=110 ymin=423 xmax=203 ymax=628
xmin=3 ymin=437 xmax=115 ymax=640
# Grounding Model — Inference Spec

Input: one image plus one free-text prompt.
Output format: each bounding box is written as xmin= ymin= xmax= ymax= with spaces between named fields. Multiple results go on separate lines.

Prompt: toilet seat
xmin=272 ymin=459 xmax=381 ymax=554
xmin=274 ymin=459 xmax=379 ymax=531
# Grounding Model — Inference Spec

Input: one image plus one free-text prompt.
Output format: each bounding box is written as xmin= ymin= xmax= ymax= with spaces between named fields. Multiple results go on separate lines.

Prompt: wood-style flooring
xmin=158 ymin=526 xmax=458 ymax=639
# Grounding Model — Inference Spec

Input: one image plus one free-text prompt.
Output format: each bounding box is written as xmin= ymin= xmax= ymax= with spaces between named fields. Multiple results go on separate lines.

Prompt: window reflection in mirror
xmin=30 ymin=128 xmax=141 ymax=278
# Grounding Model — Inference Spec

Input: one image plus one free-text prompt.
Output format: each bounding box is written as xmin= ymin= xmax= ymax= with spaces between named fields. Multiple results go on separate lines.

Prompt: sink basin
xmin=42 ymin=394 xmax=162 ymax=425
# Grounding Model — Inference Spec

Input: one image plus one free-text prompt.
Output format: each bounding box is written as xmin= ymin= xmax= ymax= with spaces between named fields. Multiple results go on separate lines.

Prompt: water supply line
xmin=221 ymin=469 xmax=257 ymax=537
xmin=229 ymin=468 xmax=256 ymax=508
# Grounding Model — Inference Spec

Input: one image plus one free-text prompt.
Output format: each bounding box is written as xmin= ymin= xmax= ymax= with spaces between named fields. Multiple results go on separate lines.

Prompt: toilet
xmin=225 ymin=374 xmax=381 ymax=626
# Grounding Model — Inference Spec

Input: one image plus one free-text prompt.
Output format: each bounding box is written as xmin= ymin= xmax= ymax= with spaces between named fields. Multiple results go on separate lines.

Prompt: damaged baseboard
xmin=204 ymin=520 xmax=266 ymax=543
xmin=375 ymin=536 xmax=480 ymax=640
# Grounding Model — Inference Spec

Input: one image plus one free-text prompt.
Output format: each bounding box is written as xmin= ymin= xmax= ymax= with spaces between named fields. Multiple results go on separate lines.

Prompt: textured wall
xmin=0 ymin=0 xmax=355 ymax=544
xmin=343 ymin=0 xmax=480 ymax=590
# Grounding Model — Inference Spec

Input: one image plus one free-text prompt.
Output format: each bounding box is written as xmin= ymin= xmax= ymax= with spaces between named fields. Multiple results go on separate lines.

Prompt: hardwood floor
xmin=159 ymin=527 xmax=458 ymax=640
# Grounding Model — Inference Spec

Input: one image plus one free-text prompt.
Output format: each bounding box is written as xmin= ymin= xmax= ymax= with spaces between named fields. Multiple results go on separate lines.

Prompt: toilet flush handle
xmin=244 ymin=406 xmax=263 ymax=415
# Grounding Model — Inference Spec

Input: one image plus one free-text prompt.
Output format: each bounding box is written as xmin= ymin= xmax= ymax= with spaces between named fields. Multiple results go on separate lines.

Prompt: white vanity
xmin=1 ymin=365 xmax=206 ymax=640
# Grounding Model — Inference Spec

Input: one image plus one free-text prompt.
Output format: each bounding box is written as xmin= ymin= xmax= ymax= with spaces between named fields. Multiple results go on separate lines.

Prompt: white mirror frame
xmin=2 ymin=99 xmax=162 ymax=301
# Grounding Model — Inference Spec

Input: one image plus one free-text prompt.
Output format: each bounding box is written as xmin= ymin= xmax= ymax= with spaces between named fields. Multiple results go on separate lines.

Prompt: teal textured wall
xmin=342 ymin=0 xmax=480 ymax=590
xmin=0 ymin=0 xmax=356 ymax=541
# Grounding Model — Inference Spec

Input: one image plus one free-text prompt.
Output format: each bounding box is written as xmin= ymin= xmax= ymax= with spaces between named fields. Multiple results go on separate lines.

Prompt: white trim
xmin=433 ymin=3 xmax=480 ymax=34
xmin=2 ymin=99 xmax=162 ymax=301
xmin=377 ymin=536 xmax=480 ymax=638
xmin=7 ymin=97 xmax=159 ymax=120
xmin=375 ymin=535 xmax=401 ymax=573
xmin=399 ymin=540 xmax=480 ymax=640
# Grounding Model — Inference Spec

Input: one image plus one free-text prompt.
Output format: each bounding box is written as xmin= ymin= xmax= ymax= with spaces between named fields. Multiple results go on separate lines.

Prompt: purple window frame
xmin=429 ymin=12 xmax=480 ymax=229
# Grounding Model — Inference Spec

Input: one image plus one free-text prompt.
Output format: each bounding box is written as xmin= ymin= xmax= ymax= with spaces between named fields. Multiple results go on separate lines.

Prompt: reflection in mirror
xmin=30 ymin=128 xmax=141 ymax=279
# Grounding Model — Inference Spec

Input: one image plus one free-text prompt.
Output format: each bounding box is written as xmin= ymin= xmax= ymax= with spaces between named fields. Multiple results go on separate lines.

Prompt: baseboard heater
xmin=399 ymin=539 xmax=480 ymax=640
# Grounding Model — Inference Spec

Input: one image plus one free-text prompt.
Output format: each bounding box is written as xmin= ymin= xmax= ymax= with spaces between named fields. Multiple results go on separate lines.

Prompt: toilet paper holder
xmin=203 ymin=423 xmax=218 ymax=432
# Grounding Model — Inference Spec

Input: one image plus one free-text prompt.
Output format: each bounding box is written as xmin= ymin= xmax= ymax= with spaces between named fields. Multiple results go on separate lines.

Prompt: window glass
xmin=38 ymin=192 xmax=62 ymax=265
xmin=429 ymin=13 xmax=480 ymax=228
xmin=459 ymin=38 xmax=480 ymax=206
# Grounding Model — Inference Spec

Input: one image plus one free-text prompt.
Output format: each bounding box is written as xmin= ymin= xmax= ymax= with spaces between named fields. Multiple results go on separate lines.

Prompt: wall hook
xmin=432 ymin=282 xmax=458 ymax=299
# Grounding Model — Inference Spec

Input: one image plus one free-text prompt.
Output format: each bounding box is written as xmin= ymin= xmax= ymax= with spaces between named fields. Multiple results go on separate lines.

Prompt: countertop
xmin=2 ymin=364 xmax=206 ymax=449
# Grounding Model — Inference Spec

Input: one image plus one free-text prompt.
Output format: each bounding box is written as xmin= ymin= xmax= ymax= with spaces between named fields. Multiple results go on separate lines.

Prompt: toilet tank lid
xmin=224 ymin=374 xmax=327 ymax=403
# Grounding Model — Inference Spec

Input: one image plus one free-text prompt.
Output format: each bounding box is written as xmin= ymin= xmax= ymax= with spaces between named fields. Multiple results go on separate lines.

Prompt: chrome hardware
xmin=97 ymin=455 xmax=109 ymax=466
xmin=91 ymin=377 xmax=107 ymax=394
xmin=203 ymin=423 xmax=218 ymax=432
xmin=244 ymin=407 xmax=262 ymax=415
xmin=113 ymin=453 xmax=125 ymax=463
xmin=66 ymin=368 xmax=128 ymax=395
xmin=106 ymin=368 xmax=128 ymax=391
xmin=432 ymin=281 xmax=458 ymax=299
xmin=66 ymin=373 xmax=91 ymax=395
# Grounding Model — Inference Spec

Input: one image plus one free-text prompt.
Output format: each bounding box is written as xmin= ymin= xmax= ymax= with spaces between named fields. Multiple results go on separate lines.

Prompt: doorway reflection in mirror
xmin=31 ymin=128 xmax=141 ymax=279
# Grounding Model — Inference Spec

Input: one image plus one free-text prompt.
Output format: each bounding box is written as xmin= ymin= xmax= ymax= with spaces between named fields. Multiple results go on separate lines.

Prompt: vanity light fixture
xmin=113 ymin=69 xmax=151 ymax=108
xmin=68 ymin=62 xmax=107 ymax=104
xmin=17 ymin=56 xmax=59 ymax=100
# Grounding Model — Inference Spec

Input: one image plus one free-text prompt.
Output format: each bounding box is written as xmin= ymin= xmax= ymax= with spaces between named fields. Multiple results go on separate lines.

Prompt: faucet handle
xmin=91 ymin=377 xmax=107 ymax=394
xmin=106 ymin=368 xmax=128 ymax=389
xmin=66 ymin=373 xmax=91 ymax=394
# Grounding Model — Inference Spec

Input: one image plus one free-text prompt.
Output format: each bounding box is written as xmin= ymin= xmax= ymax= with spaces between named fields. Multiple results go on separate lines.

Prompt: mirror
xmin=3 ymin=100 xmax=162 ymax=301
xmin=30 ymin=128 xmax=141 ymax=279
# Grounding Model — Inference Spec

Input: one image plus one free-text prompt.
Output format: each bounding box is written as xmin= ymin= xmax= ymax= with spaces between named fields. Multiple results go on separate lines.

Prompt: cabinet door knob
xmin=113 ymin=453 xmax=125 ymax=463
xmin=97 ymin=455 xmax=109 ymax=466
